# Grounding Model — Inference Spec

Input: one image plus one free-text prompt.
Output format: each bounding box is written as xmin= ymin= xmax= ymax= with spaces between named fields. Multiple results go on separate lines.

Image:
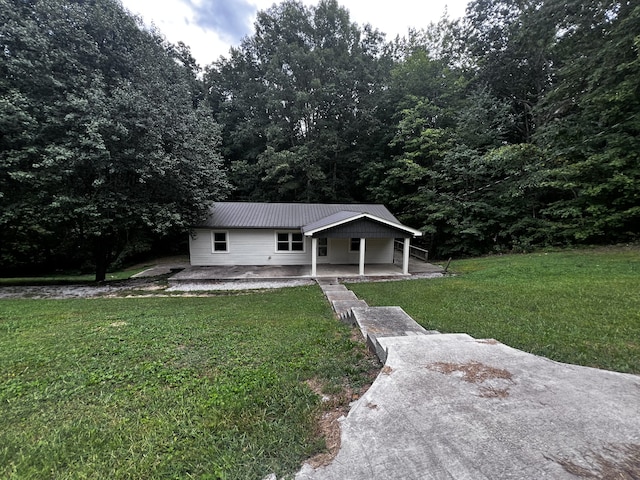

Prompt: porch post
xmin=311 ymin=237 xmax=317 ymax=277
xmin=403 ymin=237 xmax=410 ymax=275
xmin=359 ymin=238 xmax=366 ymax=276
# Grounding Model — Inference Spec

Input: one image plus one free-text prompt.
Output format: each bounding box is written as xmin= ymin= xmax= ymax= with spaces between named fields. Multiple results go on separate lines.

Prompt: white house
xmin=189 ymin=202 xmax=422 ymax=276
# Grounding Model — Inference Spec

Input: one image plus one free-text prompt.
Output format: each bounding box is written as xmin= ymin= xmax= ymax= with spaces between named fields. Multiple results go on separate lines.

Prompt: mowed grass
xmin=0 ymin=287 xmax=377 ymax=479
xmin=0 ymin=267 xmax=148 ymax=285
xmin=349 ymin=246 xmax=640 ymax=374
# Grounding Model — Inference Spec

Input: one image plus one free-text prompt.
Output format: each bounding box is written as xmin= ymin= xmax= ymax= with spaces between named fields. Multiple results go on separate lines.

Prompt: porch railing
xmin=394 ymin=240 xmax=429 ymax=262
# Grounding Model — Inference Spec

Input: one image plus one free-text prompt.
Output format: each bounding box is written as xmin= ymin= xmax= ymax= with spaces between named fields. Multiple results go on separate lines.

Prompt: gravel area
xmin=0 ymin=280 xmax=166 ymax=299
xmin=166 ymin=279 xmax=316 ymax=292
xmin=0 ymin=278 xmax=318 ymax=299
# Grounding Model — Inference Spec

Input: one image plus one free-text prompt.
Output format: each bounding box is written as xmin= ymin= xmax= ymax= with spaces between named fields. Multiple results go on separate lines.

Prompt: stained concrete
xmin=303 ymin=281 xmax=640 ymax=480
xmin=297 ymin=334 xmax=640 ymax=480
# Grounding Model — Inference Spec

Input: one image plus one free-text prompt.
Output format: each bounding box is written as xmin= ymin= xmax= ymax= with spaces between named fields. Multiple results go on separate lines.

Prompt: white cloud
xmin=120 ymin=0 xmax=469 ymax=68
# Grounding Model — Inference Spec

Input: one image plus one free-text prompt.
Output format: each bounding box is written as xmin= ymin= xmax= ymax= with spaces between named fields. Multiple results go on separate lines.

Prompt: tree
xmin=463 ymin=0 xmax=556 ymax=143
xmin=206 ymin=0 xmax=392 ymax=202
xmin=534 ymin=0 xmax=640 ymax=243
xmin=0 ymin=0 xmax=229 ymax=280
xmin=374 ymin=77 xmax=546 ymax=256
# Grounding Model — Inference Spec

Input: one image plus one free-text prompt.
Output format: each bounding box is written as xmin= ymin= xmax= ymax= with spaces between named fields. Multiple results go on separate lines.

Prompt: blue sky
xmin=121 ymin=0 xmax=469 ymax=67
xmin=182 ymin=0 xmax=255 ymax=43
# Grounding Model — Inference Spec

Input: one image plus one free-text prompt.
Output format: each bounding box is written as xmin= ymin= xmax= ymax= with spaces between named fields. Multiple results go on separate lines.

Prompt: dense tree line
xmin=1 ymin=0 xmax=638 ymax=277
xmin=1 ymin=0 xmax=229 ymax=279
xmin=208 ymin=0 xmax=638 ymax=257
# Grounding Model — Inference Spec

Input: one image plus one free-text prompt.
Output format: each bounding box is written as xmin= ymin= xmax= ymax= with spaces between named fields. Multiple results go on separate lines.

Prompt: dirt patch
xmin=426 ymin=361 xmax=514 ymax=398
xmin=549 ymin=444 xmax=640 ymax=479
xmin=479 ymin=386 xmax=511 ymax=398
xmin=303 ymin=332 xmax=381 ymax=469
xmin=426 ymin=361 xmax=513 ymax=384
xmin=304 ymin=378 xmax=352 ymax=469
xmin=306 ymin=405 xmax=347 ymax=469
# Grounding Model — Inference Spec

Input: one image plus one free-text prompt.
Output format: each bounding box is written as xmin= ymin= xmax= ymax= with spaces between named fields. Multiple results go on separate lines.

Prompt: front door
xmin=317 ymin=237 xmax=328 ymax=258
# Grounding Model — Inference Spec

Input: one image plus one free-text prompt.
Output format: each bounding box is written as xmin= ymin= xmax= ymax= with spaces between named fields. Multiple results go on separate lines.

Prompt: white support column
xmin=359 ymin=238 xmax=366 ymax=276
xmin=403 ymin=237 xmax=411 ymax=275
xmin=311 ymin=237 xmax=318 ymax=277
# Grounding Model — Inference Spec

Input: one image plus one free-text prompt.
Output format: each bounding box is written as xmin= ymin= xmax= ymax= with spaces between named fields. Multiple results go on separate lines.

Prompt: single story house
xmin=189 ymin=202 xmax=422 ymax=276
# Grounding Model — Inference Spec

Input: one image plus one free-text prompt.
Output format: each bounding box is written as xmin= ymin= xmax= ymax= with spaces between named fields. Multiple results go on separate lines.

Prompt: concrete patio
xmin=164 ymin=253 xmax=444 ymax=283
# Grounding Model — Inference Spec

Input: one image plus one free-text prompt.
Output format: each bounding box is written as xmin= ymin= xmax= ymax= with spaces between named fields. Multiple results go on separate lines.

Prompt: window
xmin=211 ymin=231 xmax=228 ymax=252
xmin=350 ymin=238 xmax=361 ymax=252
xmin=276 ymin=232 xmax=304 ymax=252
xmin=317 ymin=238 xmax=328 ymax=257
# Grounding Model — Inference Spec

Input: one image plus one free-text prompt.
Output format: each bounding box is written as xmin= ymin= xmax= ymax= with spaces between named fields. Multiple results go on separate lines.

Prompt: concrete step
xmin=319 ymin=285 xmax=350 ymax=294
xmin=351 ymin=306 xmax=440 ymax=362
xmin=324 ymin=290 xmax=359 ymax=303
xmin=331 ymin=300 xmax=368 ymax=318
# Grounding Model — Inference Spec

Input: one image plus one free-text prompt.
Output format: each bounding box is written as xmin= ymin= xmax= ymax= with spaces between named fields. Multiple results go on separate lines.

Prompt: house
xmin=189 ymin=202 xmax=422 ymax=276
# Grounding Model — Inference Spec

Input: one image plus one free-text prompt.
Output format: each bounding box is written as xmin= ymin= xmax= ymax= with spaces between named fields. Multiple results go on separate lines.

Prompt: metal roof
xmin=196 ymin=202 xmax=403 ymax=229
xmin=301 ymin=210 xmax=363 ymax=233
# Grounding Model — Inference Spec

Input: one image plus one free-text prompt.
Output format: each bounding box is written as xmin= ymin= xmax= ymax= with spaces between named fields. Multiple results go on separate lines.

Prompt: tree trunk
xmin=94 ymin=240 xmax=110 ymax=282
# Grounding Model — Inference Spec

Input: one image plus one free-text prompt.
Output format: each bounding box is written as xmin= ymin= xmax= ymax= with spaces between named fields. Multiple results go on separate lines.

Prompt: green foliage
xmin=366 ymin=0 xmax=638 ymax=255
xmin=206 ymin=0 xmax=391 ymax=202
xmin=534 ymin=1 xmax=640 ymax=243
xmin=0 ymin=287 xmax=378 ymax=478
xmin=349 ymin=247 xmax=640 ymax=373
xmin=0 ymin=0 xmax=229 ymax=279
xmin=2 ymin=0 xmax=638 ymax=272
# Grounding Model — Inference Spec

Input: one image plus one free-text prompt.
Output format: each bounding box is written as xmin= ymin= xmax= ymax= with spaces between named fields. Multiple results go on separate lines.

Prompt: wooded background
xmin=2 ymin=0 xmax=638 ymax=279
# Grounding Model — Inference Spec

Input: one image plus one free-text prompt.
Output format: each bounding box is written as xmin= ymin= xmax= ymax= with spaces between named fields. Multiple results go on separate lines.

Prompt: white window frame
xmin=211 ymin=231 xmax=229 ymax=253
xmin=275 ymin=231 xmax=305 ymax=253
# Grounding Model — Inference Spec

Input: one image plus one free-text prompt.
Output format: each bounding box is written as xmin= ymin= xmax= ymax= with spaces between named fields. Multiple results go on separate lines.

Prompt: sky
xmin=120 ymin=0 xmax=469 ymax=68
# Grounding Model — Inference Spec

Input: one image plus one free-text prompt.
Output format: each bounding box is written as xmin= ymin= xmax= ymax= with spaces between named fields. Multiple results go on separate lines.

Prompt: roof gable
xmin=302 ymin=212 xmax=422 ymax=237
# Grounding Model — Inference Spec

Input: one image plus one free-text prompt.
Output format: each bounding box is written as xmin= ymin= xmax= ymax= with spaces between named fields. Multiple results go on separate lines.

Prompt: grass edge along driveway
xmin=0 ymin=287 xmax=379 ymax=479
xmin=350 ymin=246 xmax=640 ymax=374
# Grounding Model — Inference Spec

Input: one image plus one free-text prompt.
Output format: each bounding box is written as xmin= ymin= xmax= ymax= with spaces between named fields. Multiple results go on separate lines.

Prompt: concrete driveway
xmin=297 ymin=333 xmax=640 ymax=479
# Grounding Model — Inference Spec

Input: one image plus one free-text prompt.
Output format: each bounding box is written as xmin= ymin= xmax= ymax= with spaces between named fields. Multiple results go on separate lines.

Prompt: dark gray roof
xmin=196 ymin=202 xmax=402 ymax=229
xmin=301 ymin=210 xmax=363 ymax=233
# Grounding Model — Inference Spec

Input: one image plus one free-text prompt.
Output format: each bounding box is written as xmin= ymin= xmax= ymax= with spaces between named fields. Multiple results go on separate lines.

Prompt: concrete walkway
xmin=303 ymin=281 xmax=640 ymax=480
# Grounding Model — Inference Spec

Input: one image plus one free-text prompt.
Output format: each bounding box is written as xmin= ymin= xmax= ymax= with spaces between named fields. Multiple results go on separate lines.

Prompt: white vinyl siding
xmin=326 ymin=238 xmax=393 ymax=264
xmin=189 ymin=229 xmax=395 ymax=266
xmin=190 ymin=229 xmax=311 ymax=266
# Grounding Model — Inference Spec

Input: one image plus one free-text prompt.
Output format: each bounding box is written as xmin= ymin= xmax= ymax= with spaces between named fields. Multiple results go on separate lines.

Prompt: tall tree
xmin=534 ymin=0 xmax=640 ymax=243
xmin=463 ymin=0 xmax=556 ymax=143
xmin=0 ymin=0 xmax=229 ymax=280
xmin=206 ymin=0 xmax=392 ymax=202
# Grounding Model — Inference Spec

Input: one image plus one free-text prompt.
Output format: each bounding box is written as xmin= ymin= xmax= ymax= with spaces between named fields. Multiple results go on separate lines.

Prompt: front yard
xmin=2 ymin=246 xmax=639 ymax=478
xmin=0 ymin=288 xmax=378 ymax=479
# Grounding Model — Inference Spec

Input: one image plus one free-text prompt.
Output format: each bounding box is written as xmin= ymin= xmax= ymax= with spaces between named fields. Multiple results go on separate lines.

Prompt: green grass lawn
xmin=350 ymin=246 xmax=640 ymax=374
xmin=0 ymin=267 xmax=149 ymax=285
xmin=0 ymin=288 xmax=378 ymax=479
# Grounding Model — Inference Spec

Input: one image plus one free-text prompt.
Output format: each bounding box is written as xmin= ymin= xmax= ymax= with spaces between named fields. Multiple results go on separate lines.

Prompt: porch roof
xmin=302 ymin=211 xmax=422 ymax=237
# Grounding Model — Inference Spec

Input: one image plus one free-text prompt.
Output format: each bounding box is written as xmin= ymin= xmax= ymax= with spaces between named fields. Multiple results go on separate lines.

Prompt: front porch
xmin=168 ymin=255 xmax=444 ymax=282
